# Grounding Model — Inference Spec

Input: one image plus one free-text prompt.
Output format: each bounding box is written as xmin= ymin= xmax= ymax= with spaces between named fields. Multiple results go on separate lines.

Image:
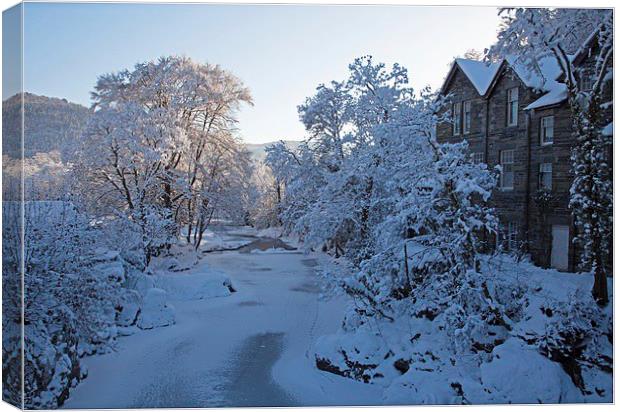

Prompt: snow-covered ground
xmin=63 ymin=225 xmax=383 ymax=408
xmin=314 ymin=255 xmax=613 ymax=405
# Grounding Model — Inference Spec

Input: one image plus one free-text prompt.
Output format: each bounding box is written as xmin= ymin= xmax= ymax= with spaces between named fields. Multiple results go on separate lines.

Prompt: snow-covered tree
xmin=463 ymin=48 xmax=483 ymax=61
xmin=298 ymin=81 xmax=351 ymax=171
xmin=488 ymin=8 xmax=613 ymax=304
xmin=76 ymin=101 xmax=177 ymax=266
xmin=264 ymin=141 xmax=325 ymax=238
xmin=77 ymin=56 xmax=253 ymax=258
xmin=248 ymin=161 xmax=282 ymax=228
xmin=184 ymin=134 xmax=254 ymax=248
xmin=343 ymin=90 xmax=498 ymax=326
xmin=269 ymin=56 xmax=418 ymax=263
xmin=172 ymin=62 xmax=253 ymax=246
xmin=270 ymin=56 xmax=498 ymax=317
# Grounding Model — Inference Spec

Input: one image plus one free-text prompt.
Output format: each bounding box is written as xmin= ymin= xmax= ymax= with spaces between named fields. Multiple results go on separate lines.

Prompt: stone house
xmin=436 ymin=36 xmax=612 ymax=272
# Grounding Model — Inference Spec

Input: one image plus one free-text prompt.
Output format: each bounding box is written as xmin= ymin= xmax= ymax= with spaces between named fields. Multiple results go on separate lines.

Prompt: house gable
xmin=440 ymin=59 xmax=502 ymax=97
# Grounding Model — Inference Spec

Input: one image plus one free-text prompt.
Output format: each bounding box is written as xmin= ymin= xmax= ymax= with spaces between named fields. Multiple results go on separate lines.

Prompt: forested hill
xmin=245 ymin=140 xmax=301 ymax=162
xmin=2 ymin=93 xmax=92 ymax=160
xmin=1 ymin=93 xmax=296 ymax=163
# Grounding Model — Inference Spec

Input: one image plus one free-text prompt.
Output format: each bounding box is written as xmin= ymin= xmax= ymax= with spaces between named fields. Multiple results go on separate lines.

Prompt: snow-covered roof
xmin=524 ymin=83 xmax=568 ymax=110
xmin=505 ymin=55 xmax=570 ymax=111
xmin=442 ymin=35 xmax=604 ymax=111
xmin=519 ymin=25 xmax=610 ymax=111
xmin=443 ymin=56 xmax=564 ymax=107
xmin=441 ymin=59 xmax=503 ymax=97
xmin=454 ymin=59 xmax=503 ymax=95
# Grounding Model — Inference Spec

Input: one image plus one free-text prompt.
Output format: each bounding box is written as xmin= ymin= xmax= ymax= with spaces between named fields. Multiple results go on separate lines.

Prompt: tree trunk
xmin=163 ymin=182 xmax=172 ymax=210
xmin=193 ymin=217 xmax=201 ymax=245
xmin=186 ymin=200 xmax=193 ymax=243
xmin=186 ymin=223 xmax=192 ymax=244
xmin=194 ymin=228 xmax=203 ymax=251
xmin=592 ymin=253 xmax=609 ymax=306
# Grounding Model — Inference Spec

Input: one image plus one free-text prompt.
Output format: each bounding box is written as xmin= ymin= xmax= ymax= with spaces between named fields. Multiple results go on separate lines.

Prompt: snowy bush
xmin=135 ymin=205 xmax=177 ymax=267
xmin=2 ymin=202 xmax=127 ymax=408
xmin=316 ymin=259 xmax=612 ymax=404
xmin=480 ymin=338 xmax=581 ymax=404
xmin=535 ymin=292 xmax=612 ymax=397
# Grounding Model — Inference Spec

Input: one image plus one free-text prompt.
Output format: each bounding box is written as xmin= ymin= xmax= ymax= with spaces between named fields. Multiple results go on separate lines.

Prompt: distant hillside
xmin=1 ymin=93 xmax=300 ymax=164
xmin=2 ymin=93 xmax=92 ymax=160
xmin=245 ymin=140 xmax=302 ymax=162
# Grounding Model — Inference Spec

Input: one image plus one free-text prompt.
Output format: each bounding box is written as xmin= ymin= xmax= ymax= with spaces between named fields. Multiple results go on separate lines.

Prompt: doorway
xmin=551 ymin=225 xmax=569 ymax=271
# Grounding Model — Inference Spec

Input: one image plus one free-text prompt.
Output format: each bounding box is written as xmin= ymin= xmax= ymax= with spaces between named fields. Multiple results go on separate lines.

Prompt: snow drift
xmin=314 ymin=257 xmax=612 ymax=404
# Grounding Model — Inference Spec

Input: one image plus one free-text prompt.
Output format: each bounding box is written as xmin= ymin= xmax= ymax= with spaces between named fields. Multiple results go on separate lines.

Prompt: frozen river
xmin=63 ymin=226 xmax=383 ymax=408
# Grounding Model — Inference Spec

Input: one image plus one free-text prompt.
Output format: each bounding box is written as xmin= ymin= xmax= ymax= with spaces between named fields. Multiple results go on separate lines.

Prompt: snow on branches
xmin=2 ymin=202 xmax=126 ymax=408
xmin=266 ymin=56 xmax=501 ymax=362
xmin=76 ymin=56 xmax=254 ymax=259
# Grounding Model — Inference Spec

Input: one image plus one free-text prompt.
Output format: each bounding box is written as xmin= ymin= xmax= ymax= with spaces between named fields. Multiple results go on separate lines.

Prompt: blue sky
xmin=13 ymin=2 xmax=500 ymax=143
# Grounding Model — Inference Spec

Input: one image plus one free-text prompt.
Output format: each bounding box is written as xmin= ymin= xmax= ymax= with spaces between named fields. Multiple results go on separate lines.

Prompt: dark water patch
xmin=301 ymin=258 xmax=318 ymax=267
xmin=217 ymin=332 xmax=297 ymax=407
xmin=130 ymin=370 xmax=223 ymax=408
xmin=290 ymin=282 xmax=321 ymax=294
xmin=129 ymin=333 xmax=295 ymax=408
xmin=225 ymin=233 xmax=259 ymax=240
xmin=202 ymin=243 xmax=251 ymax=254
xmin=238 ymin=238 xmax=297 ymax=253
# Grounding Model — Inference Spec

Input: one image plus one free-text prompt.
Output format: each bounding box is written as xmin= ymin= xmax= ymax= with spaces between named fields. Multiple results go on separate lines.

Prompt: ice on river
xmin=63 ymin=225 xmax=383 ymax=408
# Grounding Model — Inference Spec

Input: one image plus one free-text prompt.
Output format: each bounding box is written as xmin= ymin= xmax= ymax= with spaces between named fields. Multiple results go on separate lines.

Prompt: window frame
xmin=507 ymin=87 xmax=519 ymax=127
xmin=499 ymin=221 xmax=519 ymax=251
xmin=579 ymin=72 xmax=595 ymax=91
xmin=499 ymin=149 xmax=515 ymax=191
xmin=452 ymin=101 xmax=462 ymax=136
xmin=463 ymin=100 xmax=472 ymax=134
xmin=540 ymin=116 xmax=554 ymax=146
xmin=539 ymin=162 xmax=553 ymax=190
xmin=471 ymin=152 xmax=484 ymax=164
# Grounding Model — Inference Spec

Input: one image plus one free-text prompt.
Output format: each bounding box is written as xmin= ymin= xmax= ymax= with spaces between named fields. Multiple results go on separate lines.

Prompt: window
xmin=499 ymin=221 xmax=519 ymax=251
xmin=507 ymin=87 xmax=519 ymax=126
xmin=471 ymin=152 xmax=484 ymax=164
xmin=453 ymin=102 xmax=462 ymax=135
xmin=540 ymin=116 xmax=554 ymax=145
xmin=539 ymin=163 xmax=553 ymax=190
xmin=463 ymin=101 xmax=472 ymax=134
xmin=500 ymin=149 xmax=515 ymax=190
xmin=580 ymin=73 xmax=595 ymax=91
